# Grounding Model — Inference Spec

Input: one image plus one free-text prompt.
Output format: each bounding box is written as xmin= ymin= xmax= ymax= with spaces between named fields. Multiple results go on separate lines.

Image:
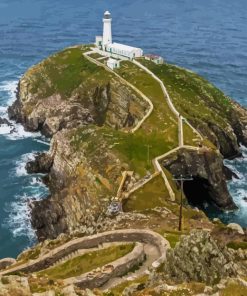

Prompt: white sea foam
xmin=0 ymin=79 xmax=49 ymax=243
xmin=225 ymin=145 xmax=247 ymax=224
xmin=15 ymin=153 xmax=35 ymax=177
xmin=34 ymin=138 xmax=51 ymax=146
xmin=0 ymin=80 xmax=41 ymax=140
xmin=0 ymin=106 xmax=7 ymax=117
xmin=6 ymin=124 xmax=41 ymax=141
xmin=4 ymin=153 xmax=49 ymax=241
xmin=0 ymin=80 xmax=19 ymax=105
xmin=4 ymin=192 xmax=44 ymax=240
xmin=0 ymin=124 xmax=12 ymax=135
xmin=30 ymin=176 xmax=44 ymax=186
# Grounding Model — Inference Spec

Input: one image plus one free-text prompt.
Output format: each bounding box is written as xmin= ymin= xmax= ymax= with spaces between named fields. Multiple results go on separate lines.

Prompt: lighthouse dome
xmin=104 ymin=11 xmax=111 ymax=19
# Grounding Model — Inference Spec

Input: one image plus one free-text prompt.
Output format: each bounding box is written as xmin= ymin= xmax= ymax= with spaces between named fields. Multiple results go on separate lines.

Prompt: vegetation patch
xmin=116 ymin=61 xmax=178 ymax=139
xmin=89 ymin=52 xmax=105 ymax=59
xmin=227 ymin=241 xmax=247 ymax=250
xmin=104 ymin=275 xmax=148 ymax=295
xmin=27 ymin=46 xmax=113 ymax=99
xmin=38 ymin=243 xmax=135 ymax=280
xmin=164 ymin=231 xmax=181 ymax=248
xmin=138 ymin=59 xmax=232 ymax=131
xmin=1 ymin=277 xmax=10 ymax=285
xmin=219 ymin=282 xmax=247 ymax=296
xmin=29 ymin=276 xmax=56 ymax=293
xmin=123 ymin=174 xmax=170 ymax=211
xmin=18 ymin=247 xmax=41 ymax=261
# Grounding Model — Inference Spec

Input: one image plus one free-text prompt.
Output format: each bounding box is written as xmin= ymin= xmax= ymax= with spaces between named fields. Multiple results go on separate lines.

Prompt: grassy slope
xmin=27 ymin=45 xmax=112 ymax=100
xmin=138 ymin=59 xmax=232 ymax=129
xmin=24 ymin=46 xmax=233 ymax=226
xmin=38 ymin=243 xmax=134 ymax=280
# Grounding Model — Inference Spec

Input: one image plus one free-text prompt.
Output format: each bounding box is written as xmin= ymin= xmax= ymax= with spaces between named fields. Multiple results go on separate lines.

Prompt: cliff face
xmin=8 ymin=46 xmax=151 ymax=240
xmin=141 ymin=60 xmax=247 ymax=159
xmin=8 ymin=70 xmax=148 ymax=137
xmin=8 ymin=45 xmax=247 ymax=240
xmin=189 ymin=103 xmax=247 ymax=159
xmin=29 ymin=127 xmax=126 ymax=240
xmin=162 ymin=148 xmax=236 ymax=210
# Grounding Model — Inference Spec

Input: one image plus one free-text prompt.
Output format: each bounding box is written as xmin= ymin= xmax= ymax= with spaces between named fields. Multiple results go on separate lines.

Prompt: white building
xmin=102 ymin=11 xmax=112 ymax=47
xmin=107 ymin=58 xmax=120 ymax=70
xmin=95 ymin=11 xmax=143 ymax=60
xmin=106 ymin=43 xmax=143 ymax=60
xmin=144 ymin=54 xmax=164 ymax=65
xmin=95 ymin=36 xmax=103 ymax=48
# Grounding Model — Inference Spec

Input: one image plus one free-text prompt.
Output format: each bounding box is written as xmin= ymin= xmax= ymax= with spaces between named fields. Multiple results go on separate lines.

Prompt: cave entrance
xmin=183 ymin=176 xmax=212 ymax=208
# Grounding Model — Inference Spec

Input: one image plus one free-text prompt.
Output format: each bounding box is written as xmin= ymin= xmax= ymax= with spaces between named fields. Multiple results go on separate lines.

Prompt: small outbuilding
xmin=95 ymin=36 xmax=103 ymax=49
xmin=107 ymin=58 xmax=120 ymax=70
xmin=106 ymin=43 xmax=143 ymax=60
xmin=144 ymin=54 xmax=164 ymax=65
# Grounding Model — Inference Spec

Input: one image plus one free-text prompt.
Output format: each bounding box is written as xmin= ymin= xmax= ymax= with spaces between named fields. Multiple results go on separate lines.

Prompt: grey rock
xmin=162 ymin=148 xmax=237 ymax=211
xmin=159 ymin=230 xmax=242 ymax=285
xmin=227 ymin=223 xmax=244 ymax=235
xmin=0 ymin=258 xmax=16 ymax=270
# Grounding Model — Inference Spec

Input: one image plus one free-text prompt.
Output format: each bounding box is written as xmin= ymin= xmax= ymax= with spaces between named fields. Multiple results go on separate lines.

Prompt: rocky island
xmin=8 ymin=43 xmax=247 ymax=239
xmin=1 ymin=40 xmax=247 ymax=295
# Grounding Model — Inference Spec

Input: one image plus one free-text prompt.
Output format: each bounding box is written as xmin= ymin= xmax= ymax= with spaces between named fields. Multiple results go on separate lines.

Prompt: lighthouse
xmin=95 ymin=11 xmax=143 ymax=62
xmin=102 ymin=11 xmax=112 ymax=48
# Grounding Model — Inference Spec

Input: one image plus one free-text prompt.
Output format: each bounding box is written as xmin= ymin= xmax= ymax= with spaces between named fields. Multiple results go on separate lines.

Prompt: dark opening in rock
xmin=183 ymin=176 xmax=212 ymax=207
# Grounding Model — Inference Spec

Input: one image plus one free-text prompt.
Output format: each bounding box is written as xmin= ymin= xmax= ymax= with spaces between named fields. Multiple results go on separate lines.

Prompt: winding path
xmin=84 ymin=51 xmax=154 ymax=134
xmin=83 ymin=49 xmax=205 ymax=202
xmin=0 ymin=49 xmax=208 ymax=292
xmin=0 ymin=229 xmax=170 ymax=290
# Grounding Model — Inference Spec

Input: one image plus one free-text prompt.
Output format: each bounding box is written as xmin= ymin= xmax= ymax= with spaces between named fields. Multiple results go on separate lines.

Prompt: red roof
xmin=145 ymin=54 xmax=162 ymax=59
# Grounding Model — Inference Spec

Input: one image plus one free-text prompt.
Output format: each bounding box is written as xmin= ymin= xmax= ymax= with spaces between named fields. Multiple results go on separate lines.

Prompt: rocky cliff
xmin=162 ymin=147 xmax=237 ymax=210
xmin=7 ymin=44 xmax=247 ymax=241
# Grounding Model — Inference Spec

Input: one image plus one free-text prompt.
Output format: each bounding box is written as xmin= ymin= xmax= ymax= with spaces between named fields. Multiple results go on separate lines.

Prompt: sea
xmin=0 ymin=0 xmax=246 ymax=258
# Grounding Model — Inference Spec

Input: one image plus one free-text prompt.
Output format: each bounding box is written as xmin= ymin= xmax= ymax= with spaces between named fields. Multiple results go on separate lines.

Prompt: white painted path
xmin=83 ymin=50 xmax=206 ymax=201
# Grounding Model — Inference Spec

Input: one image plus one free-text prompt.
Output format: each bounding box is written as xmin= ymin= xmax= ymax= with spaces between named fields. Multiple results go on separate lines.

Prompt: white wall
xmin=103 ymin=19 xmax=112 ymax=47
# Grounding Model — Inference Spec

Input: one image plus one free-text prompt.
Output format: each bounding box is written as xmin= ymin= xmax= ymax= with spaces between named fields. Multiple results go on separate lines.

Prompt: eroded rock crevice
xmin=162 ymin=148 xmax=237 ymax=211
xmin=183 ymin=176 xmax=212 ymax=207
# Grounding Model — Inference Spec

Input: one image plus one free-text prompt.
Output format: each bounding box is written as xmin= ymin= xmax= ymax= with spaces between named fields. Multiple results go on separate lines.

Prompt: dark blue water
xmin=0 ymin=0 xmax=246 ymax=258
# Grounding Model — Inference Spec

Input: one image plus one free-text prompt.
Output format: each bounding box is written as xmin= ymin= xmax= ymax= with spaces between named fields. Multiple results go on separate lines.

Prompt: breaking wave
xmin=3 ymin=157 xmax=49 ymax=241
xmin=0 ymin=80 xmax=49 ymax=248
xmin=0 ymin=80 xmax=18 ymax=105
xmin=0 ymin=80 xmax=41 ymax=140
xmin=4 ymin=188 xmax=48 ymax=241
xmin=222 ymin=145 xmax=247 ymax=226
xmin=15 ymin=153 xmax=35 ymax=177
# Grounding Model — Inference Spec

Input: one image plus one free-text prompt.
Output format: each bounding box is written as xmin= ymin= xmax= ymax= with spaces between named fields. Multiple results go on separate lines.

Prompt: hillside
xmin=1 ymin=44 xmax=247 ymax=295
xmin=7 ymin=44 xmax=247 ymax=240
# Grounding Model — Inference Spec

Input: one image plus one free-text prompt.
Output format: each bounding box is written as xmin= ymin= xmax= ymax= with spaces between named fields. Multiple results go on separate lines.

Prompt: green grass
xmin=27 ymin=46 xmax=113 ymax=99
xmin=105 ymin=275 xmax=148 ymax=295
xmin=116 ymin=61 xmax=178 ymax=136
xmin=111 ymin=130 xmax=177 ymax=176
xmin=71 ymin=124 xmax=178 ymax=178
xmin=24 ymin=47 xmax=232 ymax=216
xmin=29 ymin=277 xmax=55 ymax=294
xmin=123 ymin=174 xmax=170 ymax=211
xmin=164 ymin=232 xmax=181 ymax=248
xmin=121 ymin=173 xmax=206 ymax=231
xmin=183 ymin=121 xmax=202 ymax=147
xmin=220 ymin=282 xmax=247 ymax=296
xmin=138 ymin=59 xmax=232 ymax=131
xmin=88 ymin=52 xmax=105 ymax=59
xmin=1 ymin=277 xmax=10 ymax=285
xmin=227 ymin=241 xmax=247 ymax=250
xmin=38 ymin=243 xmax=134 ymax=280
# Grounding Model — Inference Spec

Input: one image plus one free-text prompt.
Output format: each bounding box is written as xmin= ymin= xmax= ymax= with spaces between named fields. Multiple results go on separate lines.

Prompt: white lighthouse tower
xmin=95 ymin=11 xmax=143 ymax=65
xmin=102 ymin=11 xmax=112 ymax=48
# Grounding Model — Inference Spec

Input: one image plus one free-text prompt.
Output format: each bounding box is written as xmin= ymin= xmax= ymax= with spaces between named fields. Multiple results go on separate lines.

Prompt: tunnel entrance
xmin=183 ymin=176 xmax=212 ymax=208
